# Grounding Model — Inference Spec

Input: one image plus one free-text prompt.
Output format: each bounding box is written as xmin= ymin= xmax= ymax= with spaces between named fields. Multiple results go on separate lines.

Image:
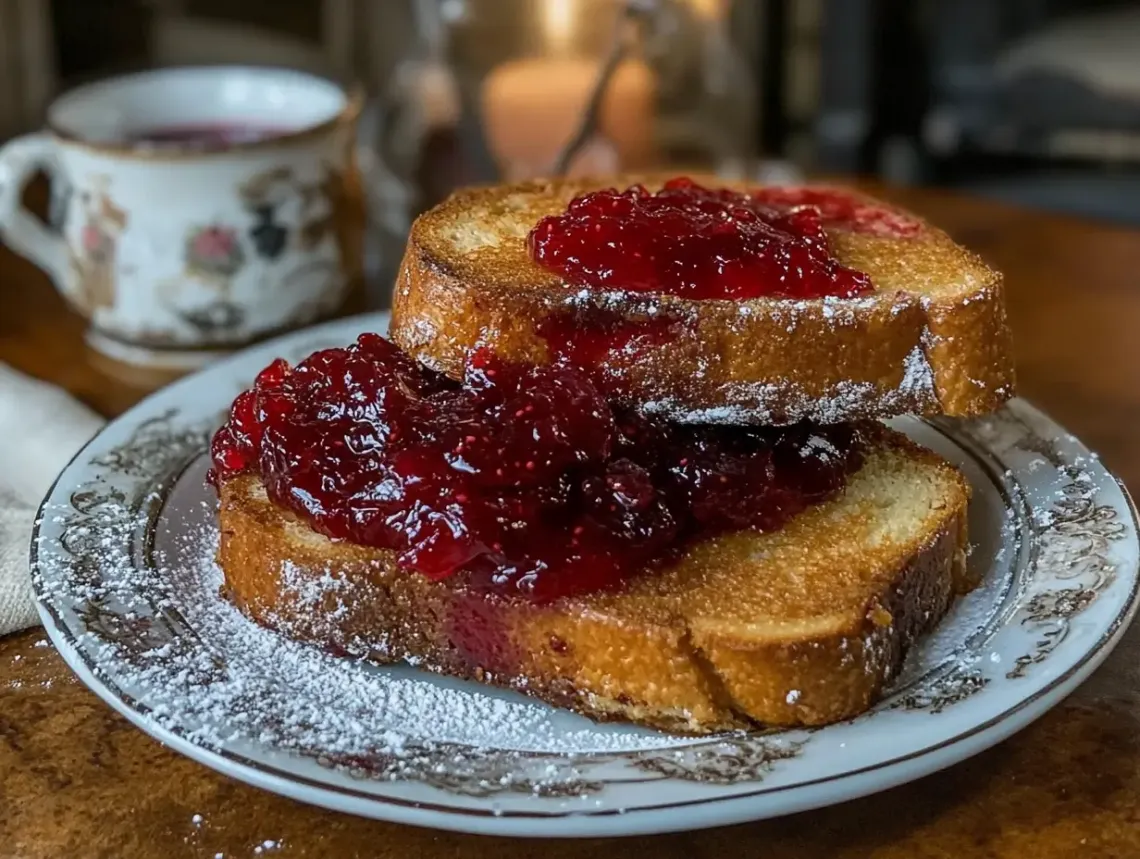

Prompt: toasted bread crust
xmin=390 ymin=176 xmax=1015 ymax=424
xmin=216 ymin=430 xmax=971 ymax=733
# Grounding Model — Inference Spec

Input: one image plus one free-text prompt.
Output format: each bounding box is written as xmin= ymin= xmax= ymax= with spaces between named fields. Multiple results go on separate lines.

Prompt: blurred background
xmin=3 ymin=0 xmax=1139 ymax=284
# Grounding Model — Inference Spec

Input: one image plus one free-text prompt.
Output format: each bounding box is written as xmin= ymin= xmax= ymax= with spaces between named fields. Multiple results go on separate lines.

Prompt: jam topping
xmin=211 ymin=334 xmax=864 ymax=602
xmin=533 ymin=308 xmax=681 ymax=395
xmin=748 ymin=185 xmax=923 ymax=238
xmin=528 ymin=178 xmax=921 ymax=300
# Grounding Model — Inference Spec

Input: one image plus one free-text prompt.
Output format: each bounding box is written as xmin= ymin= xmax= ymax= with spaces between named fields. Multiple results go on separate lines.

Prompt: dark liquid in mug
xmin=127 ymin=123 xmax=293 ymax=148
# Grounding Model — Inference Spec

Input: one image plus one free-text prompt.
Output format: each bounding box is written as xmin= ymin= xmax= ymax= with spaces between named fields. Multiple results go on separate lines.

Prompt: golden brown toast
xmin=390 ymin=175 xmax=1015 ymax=425
xmin=217 ymin=428 xmax=971 ymax=734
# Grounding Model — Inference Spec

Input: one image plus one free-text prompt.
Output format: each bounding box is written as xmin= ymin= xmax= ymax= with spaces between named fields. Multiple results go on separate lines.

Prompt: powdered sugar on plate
xmin=36 ymin=458 xmax=682 ymax=768
xmin=28 ymin=413 xmax=1026 ymax=767
xmin=31 ymin=418 xmax=1016 ymax=771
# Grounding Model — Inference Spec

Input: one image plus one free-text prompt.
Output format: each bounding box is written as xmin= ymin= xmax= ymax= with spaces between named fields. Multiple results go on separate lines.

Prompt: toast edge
xmin=391 ymin=226 xmax=1015 ymax=425
xmin=215 ymin=466 xmax=970 ymax=734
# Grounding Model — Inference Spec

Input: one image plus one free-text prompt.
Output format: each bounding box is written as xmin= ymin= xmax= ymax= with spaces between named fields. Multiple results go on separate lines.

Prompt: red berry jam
xmin=210 ymin=334 xmax=864 ymax=602
xmin=750 ymin=185 xmax=923 ymax=238
xmin=533 ymin=308 xmax=680 ymax=394
xmin=528 ymin=178 xmax=919 ymax=300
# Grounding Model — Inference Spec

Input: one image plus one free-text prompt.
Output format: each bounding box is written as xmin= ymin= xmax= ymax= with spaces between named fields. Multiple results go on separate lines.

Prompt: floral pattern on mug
xmin=185 ymin=224 xmax=246 ymax=278
xmin=81 ymin=222 xmax=111 ymax=260
xmin=67 ymin=177 xmax=128 ymax=313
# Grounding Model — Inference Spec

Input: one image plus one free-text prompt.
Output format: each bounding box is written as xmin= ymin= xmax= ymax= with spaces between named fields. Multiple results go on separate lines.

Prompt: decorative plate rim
xmin=28 ymin=312 xmax=1140 ymax=836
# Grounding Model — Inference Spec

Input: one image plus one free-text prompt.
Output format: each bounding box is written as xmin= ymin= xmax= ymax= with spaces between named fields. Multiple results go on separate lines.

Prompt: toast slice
xmin=390 ymin=175 xmax=1015 ymax=425
xmin=217 ymin=428 xmax=971 ymax=734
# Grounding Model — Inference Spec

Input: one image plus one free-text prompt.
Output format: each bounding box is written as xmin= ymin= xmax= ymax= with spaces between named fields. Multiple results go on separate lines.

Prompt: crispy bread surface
xmin=217 ymin=429 xmax=971 ymax=733
xmin=390 ymin=175 xmax=1015 ymax=425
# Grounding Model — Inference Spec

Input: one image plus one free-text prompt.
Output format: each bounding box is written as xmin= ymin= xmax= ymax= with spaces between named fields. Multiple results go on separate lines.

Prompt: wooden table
xmin=4 ymin=188 xmax=1140 ymax=857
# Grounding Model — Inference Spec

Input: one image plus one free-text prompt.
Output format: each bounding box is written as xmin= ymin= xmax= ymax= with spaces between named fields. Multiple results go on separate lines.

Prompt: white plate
xmin=32 ymin=312 xmax=1140 ymax=838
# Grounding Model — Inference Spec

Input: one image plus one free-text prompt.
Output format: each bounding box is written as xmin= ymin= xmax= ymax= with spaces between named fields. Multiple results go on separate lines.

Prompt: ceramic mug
xmin=0 ymin=66 xmax=363 ymax=368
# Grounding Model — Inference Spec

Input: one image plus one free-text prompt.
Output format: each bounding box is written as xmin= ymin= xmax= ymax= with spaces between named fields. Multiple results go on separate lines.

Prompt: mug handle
xmin=0 ymin=132 xmax=69 ymax=285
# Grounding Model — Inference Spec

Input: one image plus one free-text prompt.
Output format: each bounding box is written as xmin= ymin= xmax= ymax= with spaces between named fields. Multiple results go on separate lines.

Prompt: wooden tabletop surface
xmin=4 ymin=187 xmax=1140 ymax=857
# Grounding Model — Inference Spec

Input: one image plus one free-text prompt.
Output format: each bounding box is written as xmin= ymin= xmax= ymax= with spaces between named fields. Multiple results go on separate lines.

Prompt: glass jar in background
xmin=450 ymin=0 xmax=761 ymax=182
xmin=644 ymin=0 xmax=762 ymax=178
xmin=470 ymin=0 xmax=659 ymax=181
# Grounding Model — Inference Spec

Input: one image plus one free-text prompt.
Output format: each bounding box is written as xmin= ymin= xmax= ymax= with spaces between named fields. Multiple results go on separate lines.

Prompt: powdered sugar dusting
xmin=639 ymin=336 xmax=940 ymax=426
xmin=899 ymin=344 xmax=935 ymax=399
xmin=34 ymin=464 xmax=683 ymax=780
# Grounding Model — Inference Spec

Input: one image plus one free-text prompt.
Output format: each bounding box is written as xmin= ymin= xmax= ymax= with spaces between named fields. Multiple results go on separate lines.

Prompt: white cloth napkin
xmin=0 ymin=363 xmax=104 ymax=636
